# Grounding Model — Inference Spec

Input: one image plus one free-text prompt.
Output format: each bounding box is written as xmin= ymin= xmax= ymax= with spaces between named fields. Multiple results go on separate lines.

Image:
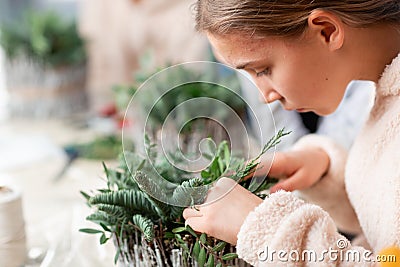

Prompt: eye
xmin=255 ymin=68 xmax=271 ymax=77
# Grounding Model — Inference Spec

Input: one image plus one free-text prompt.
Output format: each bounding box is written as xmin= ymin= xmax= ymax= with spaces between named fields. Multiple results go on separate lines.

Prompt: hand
xmin=255 ymin=147 xmax=330 ymax=193
xmin=183 ymin=177 xmax=262 ymax=245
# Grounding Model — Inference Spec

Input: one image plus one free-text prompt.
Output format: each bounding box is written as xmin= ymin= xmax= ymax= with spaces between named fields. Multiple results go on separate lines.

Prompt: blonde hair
xmin=194 ymin=0 xmax=400 ymax=37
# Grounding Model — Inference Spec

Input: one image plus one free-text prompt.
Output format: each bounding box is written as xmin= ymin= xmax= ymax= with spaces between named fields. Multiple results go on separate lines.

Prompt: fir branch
xmin=89 ymin=190 xmax=162 ymax=219
xmin=131 ymin=214 xmax=155 ymax=241
xmin=234 ymin=128 xmax=290 ymax=180
xmin=96 ymin=204 xmax=131 ymax=221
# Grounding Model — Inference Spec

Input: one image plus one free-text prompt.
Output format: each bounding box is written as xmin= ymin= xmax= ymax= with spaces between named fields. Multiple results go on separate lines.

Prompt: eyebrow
xmin=234 ymin=59 xmax=264 ymax=70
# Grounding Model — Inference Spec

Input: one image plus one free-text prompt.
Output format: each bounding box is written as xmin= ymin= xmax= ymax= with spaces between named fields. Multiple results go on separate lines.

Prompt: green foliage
xmin=0 ymin=10 xmax=86 ymax=67
xmin=86 ymin=211 xmax=118 ymax=226
xmin=131 ymin=214 xmax=155 ymax=241
xmin=112 ymin=85 xmax=137 ymax=112
xmin=89 ymin=190 xmax=165 ymax=221
xmin=81 ymin=130 xmax=289 ymax=266
xmin=111 ymin=57 xmax=246 ymax=135
xmin=65 ymin=135 xmax=134 ymax=160
xmin=145 ymin=81 xmax=245 ymax=131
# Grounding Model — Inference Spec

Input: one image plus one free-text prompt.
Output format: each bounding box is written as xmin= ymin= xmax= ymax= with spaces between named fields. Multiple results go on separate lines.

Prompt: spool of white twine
xmin=0 ymin=185 xmax=26 ymax=267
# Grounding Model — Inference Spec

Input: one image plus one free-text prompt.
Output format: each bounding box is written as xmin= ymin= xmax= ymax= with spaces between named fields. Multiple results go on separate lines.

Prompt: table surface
xmin=0 ymin=118 xmax=118 ymax=267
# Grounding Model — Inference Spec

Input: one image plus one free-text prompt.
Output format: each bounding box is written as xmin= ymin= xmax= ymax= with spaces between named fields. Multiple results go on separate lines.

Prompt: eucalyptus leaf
xmin=198 ymin=248 xmax=206 ymax=267
xmin=175 ymin=234 xmax=184 ymax=244
xmin=218 ymin=157 xmax=225 ymax=174
xmin=206 ymin=254 xmax=215 ymax=267
xmin=185 ymin=225 xmax=198 ymax=238
xmin=221 ymin=253 xmax=238 ymax=261
xmin=100 ymin=233 xmax=108 ymax=244
xmin=199 ymin=233 xmax=207 ymax=244
xmin=192 ymin=241 xmax=200 ymax=260
xmin=100 ymin=222 xmax=111 ymax=232
xmin=114 ymin=248 xmax=121 ymax=265
xmin=212 ymin=241 xmax=227 ymax=252
xmin=79 ymin=228 xmax=103 ymax=234
xmin=172 ymin=227 xmax=187 ymax=234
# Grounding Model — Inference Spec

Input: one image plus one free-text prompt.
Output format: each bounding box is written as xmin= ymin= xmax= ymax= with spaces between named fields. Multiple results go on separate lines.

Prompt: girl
xmin=183 ymin=1 xmax=400 ymax=266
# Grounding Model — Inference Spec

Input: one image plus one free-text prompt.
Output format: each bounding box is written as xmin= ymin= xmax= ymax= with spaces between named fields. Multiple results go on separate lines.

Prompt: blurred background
xmin=0 ymin=1 xmax=375 ymax=266
xmin=0 ymin=0 xmax=216 ymax=266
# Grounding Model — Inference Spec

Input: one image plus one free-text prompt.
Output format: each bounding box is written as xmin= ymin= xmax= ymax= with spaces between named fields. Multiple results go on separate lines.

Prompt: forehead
xmin=207 ymin=32 xmax=281 ymax=67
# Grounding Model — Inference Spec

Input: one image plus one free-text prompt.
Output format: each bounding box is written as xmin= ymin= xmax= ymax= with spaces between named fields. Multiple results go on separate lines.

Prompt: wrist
xmin=314 ymin=147 xmax=330 ymax=178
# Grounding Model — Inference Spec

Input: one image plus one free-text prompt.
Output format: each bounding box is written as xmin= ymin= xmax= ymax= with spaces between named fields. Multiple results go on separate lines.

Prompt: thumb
xmin=185 ymin=217 xmax=207 ymax=234
xmin=269 ymin=169 xmax=307 ymax=193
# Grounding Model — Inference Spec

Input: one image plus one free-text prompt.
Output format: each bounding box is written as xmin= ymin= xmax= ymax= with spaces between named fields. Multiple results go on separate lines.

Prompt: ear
xmin=307 ymin=10 xmax=345 ymax=51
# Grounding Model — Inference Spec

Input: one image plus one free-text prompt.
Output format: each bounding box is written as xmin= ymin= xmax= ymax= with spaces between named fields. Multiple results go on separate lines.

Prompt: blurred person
xmin=78 ymin=0 xmax=209 ymax=111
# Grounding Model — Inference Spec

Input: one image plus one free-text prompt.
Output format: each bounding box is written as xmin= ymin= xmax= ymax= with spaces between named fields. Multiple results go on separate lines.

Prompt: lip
xmin=283 ymin=107 xmax=295 ymax=111
xmin=281 ymin=104 xmax=295 ymax=111
xmin=296 ymin=108 xmax=307 ymax=112
xmin=283 ymin=106 xmax=309 ymax=112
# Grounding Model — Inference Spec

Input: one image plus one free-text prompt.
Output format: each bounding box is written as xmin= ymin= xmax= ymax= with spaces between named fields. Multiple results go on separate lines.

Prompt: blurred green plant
xmin=111 ymin=54 xmax=246 ymax=135
xmin=0 ymin=10 xmax=86 ymax=67
xmin=80 ymin=129 xmax=289 ymax=266
xmin=65 ymin=135 xmax=135 ymax=160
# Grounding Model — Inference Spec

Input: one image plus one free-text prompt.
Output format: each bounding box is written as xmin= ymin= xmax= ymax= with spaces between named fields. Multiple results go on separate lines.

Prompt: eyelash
xmin=256 ymin=68 xmax=271 ymax=77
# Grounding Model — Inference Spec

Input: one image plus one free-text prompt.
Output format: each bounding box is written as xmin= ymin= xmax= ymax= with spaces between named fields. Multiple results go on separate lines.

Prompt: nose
xmin=253 ymin=79 xmax=282 ymax=103
xmin=260 ymin=90 xmax=282 ymax=103
xmin=252 ymin=77 xmax=282 ymax=103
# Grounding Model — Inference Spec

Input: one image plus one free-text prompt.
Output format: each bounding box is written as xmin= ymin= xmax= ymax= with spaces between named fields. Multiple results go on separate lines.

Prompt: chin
xmin=314 ymin=108 xmax=335 ymax=116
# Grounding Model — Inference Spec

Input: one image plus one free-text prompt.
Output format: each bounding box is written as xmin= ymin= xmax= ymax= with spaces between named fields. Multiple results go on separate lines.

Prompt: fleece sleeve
xmin=292 ymin=134 xmax=361 ymax=234
xmin=236 ymin=191 xmax=377 ymax=266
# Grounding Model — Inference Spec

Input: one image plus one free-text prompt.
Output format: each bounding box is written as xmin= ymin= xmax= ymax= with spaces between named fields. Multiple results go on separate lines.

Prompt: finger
xmin=269 ymin=169 xmax=308 ymax=193
xmin=243 ymin=163 xmax=267 ymax=180
xmin=215 ymin=176 xmax=237 ymax=187
xmin=243 ymin=153 xmax=274 ymax=180
xmin=267 ymin=152 xmax=290 ymax=176
xmin=183 ymin=207 xmax=203 ymax=219
xmin=204 ymin=177 xmax=238 ymax=204
xmin=185 ymin=217 xmax=207 ymax=234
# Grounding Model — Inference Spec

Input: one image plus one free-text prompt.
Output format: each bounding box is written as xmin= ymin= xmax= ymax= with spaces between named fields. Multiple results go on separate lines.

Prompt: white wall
xmin=0 ymin=46 xmax=9 ymax=121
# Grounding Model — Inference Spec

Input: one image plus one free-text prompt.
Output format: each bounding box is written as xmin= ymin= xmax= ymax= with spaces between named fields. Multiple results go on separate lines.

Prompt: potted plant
xmin=0 ymin=10 xmax=87 ymax=118
xmin=80 ymin=129 xmax=288 ymax=267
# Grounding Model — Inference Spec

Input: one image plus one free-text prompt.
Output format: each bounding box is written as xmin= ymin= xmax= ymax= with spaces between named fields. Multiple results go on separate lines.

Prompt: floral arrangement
xmin=80 ymin=129 xmax=288 ymax=266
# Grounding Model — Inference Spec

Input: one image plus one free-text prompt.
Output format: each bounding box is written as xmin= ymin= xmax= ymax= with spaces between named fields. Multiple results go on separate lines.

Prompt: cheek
xmin=272 ymin=71 xmax=310 ymax=101
xmin=274 ymin=53 xmax=345 ymax=111
xmin=283 ymin=63 xmax=327 ymax=101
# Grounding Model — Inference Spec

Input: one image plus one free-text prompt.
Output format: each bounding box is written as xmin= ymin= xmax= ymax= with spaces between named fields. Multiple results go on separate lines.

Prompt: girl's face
xmin=207 ymin=32 xmax=350 ymax=115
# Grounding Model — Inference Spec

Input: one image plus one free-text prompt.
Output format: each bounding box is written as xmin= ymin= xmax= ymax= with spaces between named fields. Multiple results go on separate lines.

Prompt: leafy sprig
xmin=81 ymin=130 xmax=289 ymax=266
